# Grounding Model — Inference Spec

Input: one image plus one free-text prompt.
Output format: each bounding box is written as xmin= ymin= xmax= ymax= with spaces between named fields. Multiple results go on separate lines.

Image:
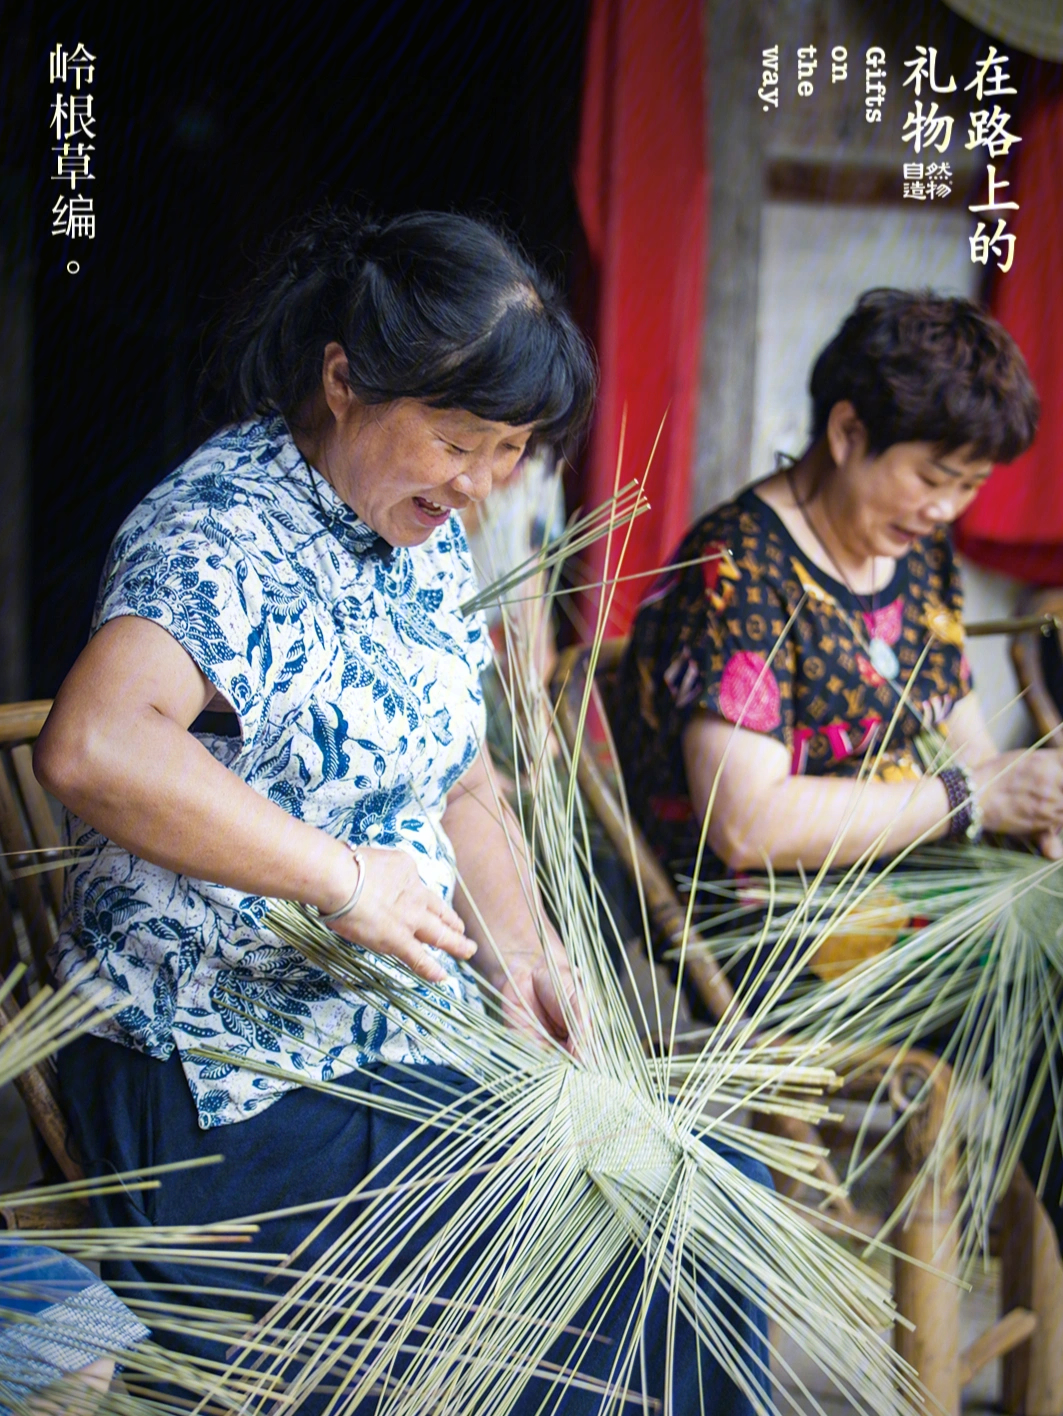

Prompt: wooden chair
xmin=1010 ymin=592 xmax=1063 ymax=743
xmin=1005 ymin=593 xmax=1063 ymax=1413
xmin=552 ymin=640 xmax=1053 ymax=1416
xmin=0 ymin=699 xmax=88 ymax=1229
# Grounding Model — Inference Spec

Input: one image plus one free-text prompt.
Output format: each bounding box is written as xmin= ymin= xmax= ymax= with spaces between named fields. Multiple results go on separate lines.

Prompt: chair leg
xmin=1002 ymin=1165 xmax=1063 ymax=1416
xmin=893 ymin=1171 xmax=961 ymax=1416
xmin=891 ymin=1065 xmax=961 ymax=1416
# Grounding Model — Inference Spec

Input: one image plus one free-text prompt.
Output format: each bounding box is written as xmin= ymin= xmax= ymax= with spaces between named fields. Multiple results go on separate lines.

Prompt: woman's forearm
xmin=38 ymin=704 xmax=356 ymax=911
xmin=711 ymin=771 xmax=952 ymax=872
xmin=942 ymin=690 xmax=999 ymax=769
xmin=443 ymin=752 xmax=554 ymax=989
xmin=682 ymin=714 xmax=952 ymax=872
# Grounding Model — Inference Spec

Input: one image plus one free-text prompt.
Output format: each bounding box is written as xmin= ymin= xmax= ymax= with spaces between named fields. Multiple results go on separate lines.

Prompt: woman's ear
xmin=825 ymin=400 xmax=869 ymax=469
xmin=321 ymin=341 xmax=356 ymax=422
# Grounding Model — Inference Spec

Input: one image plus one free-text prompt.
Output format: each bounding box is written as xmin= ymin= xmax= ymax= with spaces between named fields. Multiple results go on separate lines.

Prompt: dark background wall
xmin=10 ymin=0 xmax=590 ymax=696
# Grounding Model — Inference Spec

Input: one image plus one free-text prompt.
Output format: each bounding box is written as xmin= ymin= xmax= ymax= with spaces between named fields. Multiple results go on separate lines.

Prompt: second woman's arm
xmin=681 ymin=712 xmax=953 ymax=871
xmin=682 ymin=704 xmax=1063 ymax=871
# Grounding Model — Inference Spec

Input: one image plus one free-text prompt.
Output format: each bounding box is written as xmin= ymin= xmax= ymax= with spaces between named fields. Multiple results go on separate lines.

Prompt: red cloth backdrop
xmin=956 ymin=78 xmax=1063 ymax=585
xmin=574 ymin=0 xmax=708 ymax=635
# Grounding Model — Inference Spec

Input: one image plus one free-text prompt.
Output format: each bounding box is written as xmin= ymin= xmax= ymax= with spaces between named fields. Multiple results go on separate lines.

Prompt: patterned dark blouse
xmin=609 ymin=485 xmax=971 ymax=877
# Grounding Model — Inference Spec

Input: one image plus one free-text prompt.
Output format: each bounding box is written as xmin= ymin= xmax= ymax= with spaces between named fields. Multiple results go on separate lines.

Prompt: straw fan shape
xmin=183 ymin=497 xmax=927 ymax=1416
xmin=678 ymin=816 xmax=1063 ymax=1269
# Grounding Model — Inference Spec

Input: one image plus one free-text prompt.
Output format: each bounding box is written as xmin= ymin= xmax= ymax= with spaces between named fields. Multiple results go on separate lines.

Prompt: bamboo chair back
xmin=1011 ymin=589 xmax=1063 ymax=741
xmin=0 ymin=699 xmax=85 ymax=1198
xmin=552 ymin=639 xmax=735 ymax=1021
xmin=0 ymin=702 xmax=64 ymax=991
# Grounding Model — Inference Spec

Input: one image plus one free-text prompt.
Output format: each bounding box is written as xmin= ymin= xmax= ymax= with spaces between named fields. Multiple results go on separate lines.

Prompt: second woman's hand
xmin=1033 ymin=829 xmax=1063 ymax=861
xmin=972 ymin=749 xmax=1063 ymax=848
xmin=323 ymin=846 xmax=475 ymax=984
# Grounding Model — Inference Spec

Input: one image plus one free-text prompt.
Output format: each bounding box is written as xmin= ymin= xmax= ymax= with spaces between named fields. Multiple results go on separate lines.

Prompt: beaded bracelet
xmin=939 ymin=764 xmax=984 ymax=844
xmin=314 ymin=847 xmax=367 ymax=925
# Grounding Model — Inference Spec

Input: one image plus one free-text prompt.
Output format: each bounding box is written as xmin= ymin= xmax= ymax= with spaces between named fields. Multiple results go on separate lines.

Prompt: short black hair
xmin=208 ymin=207 xmax=597 ymax=447
xmin=809 ymin=288 xmax=1039 ymax=463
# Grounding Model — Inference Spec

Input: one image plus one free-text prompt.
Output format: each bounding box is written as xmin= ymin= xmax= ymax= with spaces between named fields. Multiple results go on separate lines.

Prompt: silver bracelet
xmin=314 ymin=847 xmax=366 ymax=925
xmin=959 ymin=761 xmax=985 ymax=844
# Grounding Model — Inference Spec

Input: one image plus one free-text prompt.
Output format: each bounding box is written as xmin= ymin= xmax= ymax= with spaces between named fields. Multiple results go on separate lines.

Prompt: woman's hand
xmin=442 ymin=748 xmax=585 ymax=1054
xmin=1033 ymin=830 xmax=1063 ymax=861
xmin=972 ymin=749 xmax=1063 ymax=857
xmin=326 ymin=847 xmax=475 ymax=984
xmin=497 ymin=946 xmax=583 ymax=1055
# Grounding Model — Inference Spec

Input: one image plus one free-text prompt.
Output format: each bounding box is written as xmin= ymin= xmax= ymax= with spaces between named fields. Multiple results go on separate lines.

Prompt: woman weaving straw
xmin=609 ymin=288 xmax=1063 ymax=1251
xmin=31 ymin=210 xmax=773 ymax=1414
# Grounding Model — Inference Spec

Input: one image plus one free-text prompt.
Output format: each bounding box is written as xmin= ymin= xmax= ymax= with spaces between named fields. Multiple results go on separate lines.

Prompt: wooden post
xmin=1002 ymin=1165 xmax=1063 ymax=1416
xmin=892 ymin=1059 xmax=961 ymax=1416
xmin=695 ymin=0 xmax=763 ymax=513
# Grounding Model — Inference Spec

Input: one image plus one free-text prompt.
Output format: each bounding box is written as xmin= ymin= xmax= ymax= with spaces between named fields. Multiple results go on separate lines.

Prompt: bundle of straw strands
xmin=168 ymin=487 xmax=936 ymax=1416
xmin=678 ymin=839 xmax=1063 ymax=1270
xmin=0 ymin=968 xmax=346 ymax=1415
xmin=0 ymin=966 xmax=104 ymax=1095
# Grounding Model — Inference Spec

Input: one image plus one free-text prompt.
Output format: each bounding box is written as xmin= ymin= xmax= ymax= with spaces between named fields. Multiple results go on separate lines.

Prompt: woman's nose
xmin=451 ymin=457 xmax=494 ymax=503
xmin=925 ymin=487 xmax=975 ymax=524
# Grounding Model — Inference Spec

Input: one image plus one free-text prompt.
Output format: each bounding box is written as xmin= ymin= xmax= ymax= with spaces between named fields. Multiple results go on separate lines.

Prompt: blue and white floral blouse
xmin=52 ymin=416 xmax=492 ymax=1129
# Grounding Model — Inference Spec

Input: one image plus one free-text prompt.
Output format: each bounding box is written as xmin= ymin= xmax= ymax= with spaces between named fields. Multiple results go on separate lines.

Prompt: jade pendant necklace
xmin=786 ymin=467 xmax=902 ymax=683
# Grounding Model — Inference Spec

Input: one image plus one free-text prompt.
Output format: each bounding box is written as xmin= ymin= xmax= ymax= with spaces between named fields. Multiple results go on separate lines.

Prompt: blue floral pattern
xmin=52 ymin=416 xmax=491 ymax=1128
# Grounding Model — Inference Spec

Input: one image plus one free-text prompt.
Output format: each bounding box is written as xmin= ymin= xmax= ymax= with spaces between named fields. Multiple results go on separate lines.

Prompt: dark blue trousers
xmin=59 ymin=1036 xmax=772 ymax=1416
